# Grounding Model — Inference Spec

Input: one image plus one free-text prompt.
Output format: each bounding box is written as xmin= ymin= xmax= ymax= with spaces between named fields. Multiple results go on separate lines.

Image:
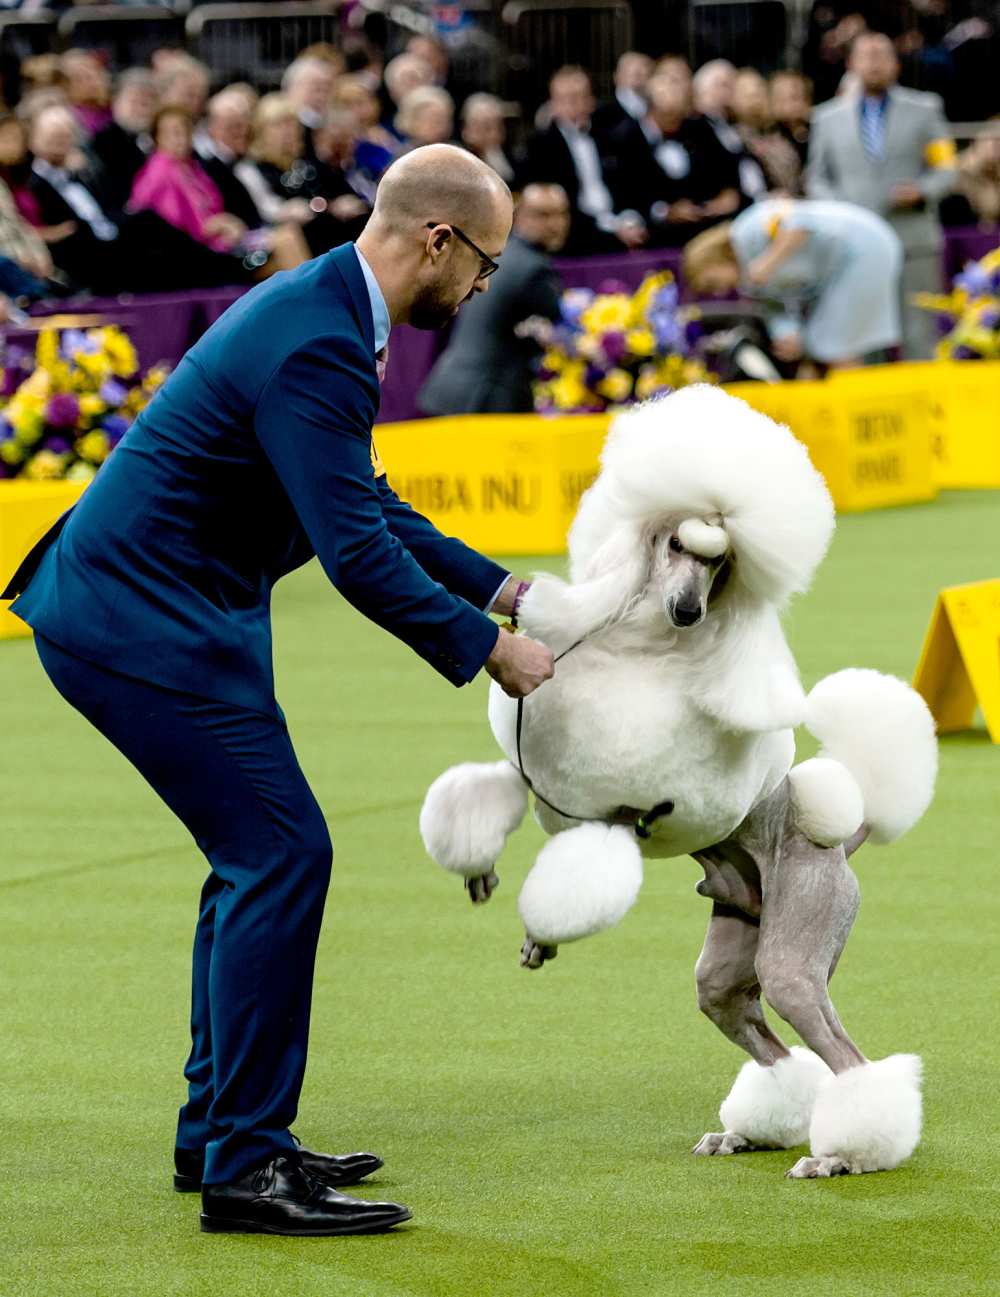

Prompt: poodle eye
xmin=668 ymin=535 xmax=684 ymax=554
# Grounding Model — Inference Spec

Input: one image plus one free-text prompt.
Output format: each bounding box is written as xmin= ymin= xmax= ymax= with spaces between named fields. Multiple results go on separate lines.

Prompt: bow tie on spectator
xmin=376 ymin=345 xmax=388 ymax=385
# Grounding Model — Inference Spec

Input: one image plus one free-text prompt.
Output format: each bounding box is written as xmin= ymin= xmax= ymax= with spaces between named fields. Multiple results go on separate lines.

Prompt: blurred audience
xmin=155 ymin=56 xmax=209 ymax=122
xmin=419 ymin=183 xmax=570 ymax=415
xmin=62 ymin=50 xmax=112 ymax=138
xmin=592 ymin=51 xmax=654 ymax=135
xmin=282 ymin=54 xmax=338 ymax=159
xmin=396 ymin=85 xmax=454 ymax=149
xmin=692 ymin=58 xmax=768 ymax=203
xmin=382 ymin=53 xmax=433 ymax=140
xmin=194 ymin=87 xmax=262 ymax=231
xmin=92 ymin=69 xmax=156 ymax=211
xmin=460 ymin=93 xmax=515 ymax=185
xmin=956 ymin=122 xmax=1000 ymax=226
xmin=521 ymin=65 xmax=646 ymax=254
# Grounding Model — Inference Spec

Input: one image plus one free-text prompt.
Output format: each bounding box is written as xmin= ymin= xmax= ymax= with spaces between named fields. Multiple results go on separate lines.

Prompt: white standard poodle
xmin=420 ymin=384 xmax=937 ymax=1180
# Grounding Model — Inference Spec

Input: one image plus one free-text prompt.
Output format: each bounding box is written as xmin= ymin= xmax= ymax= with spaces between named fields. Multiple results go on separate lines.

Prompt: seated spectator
xmin=419 ymin=183 xmax=570 ymax=415
xmin=460 ymin=93 xmax=516 ymax=185
xmin=0 ymin=176 xmax=55 ymax=300
xmin=155 ymin=56 xmax=210 ymax=124
xmin=194 ymin=87 xmax=266 ymax=231
xmin=406 ymin=34 xmax=449 ymax=87
xmin=956 ymin=123 xmax=1000 ymax=227
xmin=235 ymin=94 xmax=356 ymax=255
xmin=381 ymin=52 xmax=432 ymax=140
xmin=27 ymin=103 xmax=258 ymax=294
xmin=129 ymin=108 xmax=246 ymax=254
xmin=692 ymin=58 xmax=767 ymax=204
xmin=521 ymin=64 xmax=646 ymax=255
xmin=92 ymin=69 xmax=157 ymax=212
xmin=0 ymin=112 xmax=42 ymax=227
xmin=333 ymin=75 xmax=396 ymax=179
xmin=731 ymin=67 xmax=802 ymax=194
xmin=769 ymin=71 xmax=812 ymax=173
xmin=282 ymin=54 xmax=339 ymax=159
xmin=610 ymin=67 xmax=740 ymax=247
xmin=593 ymin=51 xmax=654 ymax=137
xmin=311 ymin=107 xmax=376 ymax=215
xmin=61 ymin=50 xmax=111 ymax=138
xmin=396 ymin=85 xmax=455 ymax=149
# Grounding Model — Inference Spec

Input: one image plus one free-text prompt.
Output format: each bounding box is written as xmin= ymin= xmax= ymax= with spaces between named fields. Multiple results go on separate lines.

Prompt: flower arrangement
xmin=0 ymin=325 xmax=167 ymax=481
xmin=533 ymin=270 xmax=713 ymax=414
xmin=917 ymin=247 xmax=1000 ymax=361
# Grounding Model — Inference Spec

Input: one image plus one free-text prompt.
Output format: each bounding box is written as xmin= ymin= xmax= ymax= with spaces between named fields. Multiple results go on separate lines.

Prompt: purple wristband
xmin=511 ymin=580 xmax=531 ymax=626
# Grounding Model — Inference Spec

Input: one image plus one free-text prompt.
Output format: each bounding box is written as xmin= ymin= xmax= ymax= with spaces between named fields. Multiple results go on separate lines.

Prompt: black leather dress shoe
xmin=174 ymin=1135 xmax=383 ymax=1192
xmin=200 ymin=1154 xmax=411 ymax=1236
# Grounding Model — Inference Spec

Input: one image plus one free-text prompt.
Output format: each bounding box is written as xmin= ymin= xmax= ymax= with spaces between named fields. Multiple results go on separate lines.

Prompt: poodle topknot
xmin=568 ymin=385 xmax=836 ymax=608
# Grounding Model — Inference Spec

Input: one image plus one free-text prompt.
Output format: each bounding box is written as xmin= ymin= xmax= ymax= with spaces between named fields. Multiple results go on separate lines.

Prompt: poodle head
xmin=567 ymin=385 xmax=835 ymax=613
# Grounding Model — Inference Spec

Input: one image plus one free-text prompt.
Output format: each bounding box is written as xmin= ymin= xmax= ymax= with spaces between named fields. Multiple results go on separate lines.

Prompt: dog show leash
xmin=506 ymin=624 xmax=674 ymax=839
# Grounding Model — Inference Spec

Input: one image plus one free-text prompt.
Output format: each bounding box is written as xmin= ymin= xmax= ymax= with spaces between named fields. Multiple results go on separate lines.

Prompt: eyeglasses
xmin=425 ymin=221 xmax=500 ymax=279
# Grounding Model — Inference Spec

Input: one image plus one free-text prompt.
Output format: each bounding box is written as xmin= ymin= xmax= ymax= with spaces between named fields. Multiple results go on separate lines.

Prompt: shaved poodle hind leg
xmin=691 ymin=901 xmax=794 ymax=1157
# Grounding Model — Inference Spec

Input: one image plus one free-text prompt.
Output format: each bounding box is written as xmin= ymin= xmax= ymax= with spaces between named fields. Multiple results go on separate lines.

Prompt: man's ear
xmin=426 ymin=224 xmax=451 ymax=257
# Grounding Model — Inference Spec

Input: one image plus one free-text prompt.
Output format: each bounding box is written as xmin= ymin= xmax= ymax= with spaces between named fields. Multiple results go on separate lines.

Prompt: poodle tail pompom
xmin=802 ymin=669 xmax=938 ymax=845
xmin=419 ymin=761 xmax=528 ymax=876
xmin=518 ymin=823 xmax=643 ymax=945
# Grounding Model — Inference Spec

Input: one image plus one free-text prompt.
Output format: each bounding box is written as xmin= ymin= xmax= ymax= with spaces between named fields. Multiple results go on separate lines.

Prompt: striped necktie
xmin=860 ymin=97 xmax=886 ymax=162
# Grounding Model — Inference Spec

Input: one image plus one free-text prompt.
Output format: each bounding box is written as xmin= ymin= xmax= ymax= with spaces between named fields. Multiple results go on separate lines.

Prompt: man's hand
xmin=485 ymin=627 xmax=554 ymax=698
xmin=772 ymin=332 xmax=804 ymax=362
xmin=891 ymin=181 xmax=924 ymax=210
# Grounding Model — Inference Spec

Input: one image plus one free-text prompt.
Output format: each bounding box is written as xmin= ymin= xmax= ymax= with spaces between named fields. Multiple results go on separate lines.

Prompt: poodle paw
xmin=692 ymin=1131 xmax=757 ymax=1157
xmin=786 ymin=1155 xmax=852 ymax=1178
xmin=520 ymin=937 xmax=558 ymax=969
xmin=465 ymin=871 xmax=500 ymax=905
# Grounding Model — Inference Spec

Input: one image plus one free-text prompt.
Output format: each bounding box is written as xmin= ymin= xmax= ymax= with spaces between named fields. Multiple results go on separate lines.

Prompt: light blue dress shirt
xmin=354 ymin=245 xmax=390 ymax=352
xmin=353 ymin=243 xmax=510 ymax=612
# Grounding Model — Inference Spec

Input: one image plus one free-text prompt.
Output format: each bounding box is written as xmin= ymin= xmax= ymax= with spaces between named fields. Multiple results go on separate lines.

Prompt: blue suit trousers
xmin=35 ymin=634 xmax=333 ymax=1185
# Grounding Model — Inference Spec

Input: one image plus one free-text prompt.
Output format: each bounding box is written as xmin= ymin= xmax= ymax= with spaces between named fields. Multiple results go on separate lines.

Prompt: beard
xmin=408 ymin=278 xmax=474 ymax=331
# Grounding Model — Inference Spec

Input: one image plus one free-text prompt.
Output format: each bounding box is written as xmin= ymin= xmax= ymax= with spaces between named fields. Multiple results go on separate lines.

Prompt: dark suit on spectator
xmin=418 ymin=233 xmax=562 ymax=414
xmin=520 ymin=122 xmax=624 ymax=255
xmin=194 ymin=136 xmax=264 ymax=230
xmin=607 ymin=116 xmax=740 ymax=246
xmin=92 ymin=121 xmax=152 ymax=212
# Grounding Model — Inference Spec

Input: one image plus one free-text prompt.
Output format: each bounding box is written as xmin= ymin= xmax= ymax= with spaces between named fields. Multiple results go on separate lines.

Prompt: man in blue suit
xmin=4 ymin=144 xmax=554 ymax=1237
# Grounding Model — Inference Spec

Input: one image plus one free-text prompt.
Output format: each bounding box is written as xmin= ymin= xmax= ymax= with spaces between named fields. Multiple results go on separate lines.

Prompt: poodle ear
xmin=689 ymin=602 xmax=807 ymax=733
xmin=520 ymin=523 xmax=648 ymax=645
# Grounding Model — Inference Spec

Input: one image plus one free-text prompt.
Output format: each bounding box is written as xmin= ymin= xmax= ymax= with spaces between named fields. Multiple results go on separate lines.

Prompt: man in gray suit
xmin=418 ymin=183 xmax=570 ymax=414
xmin=805 ymin=31 xmax=956 ymax=359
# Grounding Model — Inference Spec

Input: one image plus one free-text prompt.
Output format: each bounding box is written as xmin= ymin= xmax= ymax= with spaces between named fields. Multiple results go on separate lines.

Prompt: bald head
xmin=371 ymin=143 xmax=511 ymax=241
xmin=357 ymin=143 xmax=514 ymax=332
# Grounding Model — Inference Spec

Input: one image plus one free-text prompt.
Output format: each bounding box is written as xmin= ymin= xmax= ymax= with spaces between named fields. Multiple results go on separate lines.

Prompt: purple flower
xmin=584 ymin=362 xmax=608 ymax=388
xmin=955 ymin=262 xmax=991 ymax=296
xmin=45 ymin=436 xmax=71 ymax=455
xmin=559 ymin=288 xmax=595 ymax=328
xmin=99 ymin=378 xmax=128 ymax=406
xmin=601 ymin=330 xmax=627 ymax=364
xmin=953 ymin=344 xmax=979 ymax=360
xmin=0 ymin=417 xmax=13 ymax=442
xmin=652 ymin=281 xmax=680 ymax=313
xmin=2 ymin=367 xmax=23 ymax=397
xmin=45 ymin=393 xmax=80 ymax=429
xmin=979 ymin=308 xmax=1000 ymax=330
xmin=102 ymin=414 xmax=129 ymax=445
xmin=651 ymin=310 xmax=685 ymax=352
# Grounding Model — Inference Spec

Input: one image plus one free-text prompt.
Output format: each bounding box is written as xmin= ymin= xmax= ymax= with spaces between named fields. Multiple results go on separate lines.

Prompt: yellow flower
xmin=23 ymin=448 xmax=65 ymax=480
xmin=540 ymin=348 xmax=567 ymax=374
xmin=35 ymin=328 xmax=60 ymax=374
xmin=18 ymin=368 xmax=51 ymax=402
xmin=76 ymin=350 xmax=112 ymax=384
xmin=596 ymin=368 xmax=633 ymax=402
xmin=79 ymin=394 xmax=106 ymax=419
xmin=629 ymin=270 xmax=673 ymax=325
xmin=549 ymin=360 xmax=588 ymax=410
xmin=12 ymin=406 xmax=45 ymax=445
xmin=76 ymin=430 xmax=111 ymax=464
xmin=96 ymin=327 xmax=139 ymax=378
xmin=625 ymin=327 xmax=655 ymax=357
xmin=66 ymin=459 xmax=97 ymax=483
xmin=0 ymin=438 xmax=25 ymax=465
xmin=580 ymin=294 xmax=631 ymax=335
xmin=143 ymin=365 xmax=168 ymax=392
xmin=635 ymin=364 xmax=663 ymax=400
xmin=574 ymin=333 xmax=603 ymax=362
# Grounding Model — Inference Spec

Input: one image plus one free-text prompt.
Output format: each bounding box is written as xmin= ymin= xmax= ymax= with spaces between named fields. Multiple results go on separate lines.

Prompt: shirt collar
xmin=353 ymin=244 xmax=390 ymax=352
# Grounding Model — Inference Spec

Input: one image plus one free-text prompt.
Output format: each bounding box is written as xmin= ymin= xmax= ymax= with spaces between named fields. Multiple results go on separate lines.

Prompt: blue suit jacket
xmin=6 ymin=245 xmax=506 ymax=717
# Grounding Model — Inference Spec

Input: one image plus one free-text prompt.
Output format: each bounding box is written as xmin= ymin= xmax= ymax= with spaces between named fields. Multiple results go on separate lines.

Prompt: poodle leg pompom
xmin=694 ymin=1047 xmax=832 ymax=1155
xmin=786 ymin=1054 xmax=923 ymax=1177
xmin=517 ymin=823 xmax=643 ymax=947
xmin=419 ymin=761 xmax=528 ymax=876
xmin=788 ymin=757 xmax=864 ymax=848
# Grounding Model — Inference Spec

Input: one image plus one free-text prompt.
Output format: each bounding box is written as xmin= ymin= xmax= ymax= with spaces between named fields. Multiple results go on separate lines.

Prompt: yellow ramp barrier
xmin=913 ymin=579 xmax=1000 ymax=743
xmin=0 ymin=481 xmax=86 ymax=639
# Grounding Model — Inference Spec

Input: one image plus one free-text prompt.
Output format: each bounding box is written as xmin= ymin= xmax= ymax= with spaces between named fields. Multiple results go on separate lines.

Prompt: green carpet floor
xmin=2 ymin=490 xmax=998 ymax=1297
